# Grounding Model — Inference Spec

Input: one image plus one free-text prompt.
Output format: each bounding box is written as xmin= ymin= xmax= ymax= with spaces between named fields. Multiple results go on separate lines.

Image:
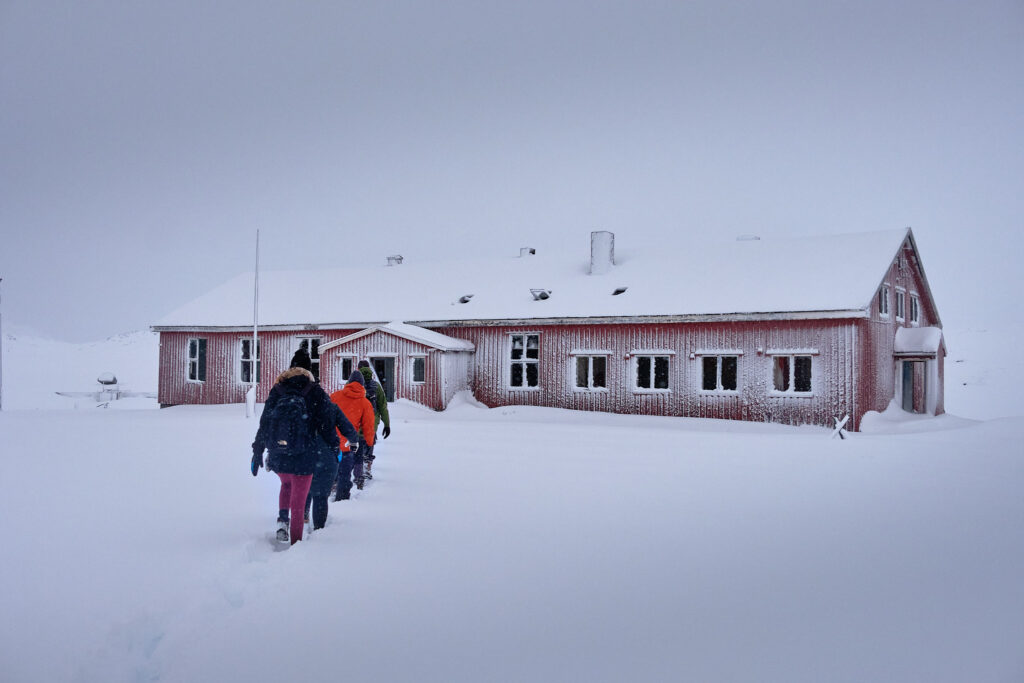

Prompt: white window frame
xmin=294 ymin=336 xmax=322 ymax=380
xmin=878 ymin=283 xmax=890 ymax=318
xmin=895 ymin=287 xmax=906 ymax=322
xmin=570 ymin=351 xmax=610 ymax=392
xmin=186 ymin=337 xmax=207 ymax=383
xmin=508 ymin=332 xmax=541 ymax=390
xmin=238 ymin=338 xmax=261 ymax=385
xmin=910 ymin=293 xmax=920 ymax=325
xmin=631 ymin=350 xmax=673 ymax=393
xmin=337 ymin=354 xmax=357 ymax=382
xmin=410 ymin=354 xmax=427 ymax=385
xmin=768 ymin=352 xmax=814 ymax=397
xmin=696 ymin=353 xmax=740 ymax=394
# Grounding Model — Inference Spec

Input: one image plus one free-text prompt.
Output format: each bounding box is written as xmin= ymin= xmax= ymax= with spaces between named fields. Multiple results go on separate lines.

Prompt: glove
xmin=382 ymin=424 xmax=391 ymax=439
xmin=251 ymin=451 xmax=263 ymax=476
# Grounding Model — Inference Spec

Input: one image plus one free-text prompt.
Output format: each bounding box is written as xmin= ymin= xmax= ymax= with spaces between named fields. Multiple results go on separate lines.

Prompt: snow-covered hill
xmin=1 ymin=329 xmax=158 ymax=410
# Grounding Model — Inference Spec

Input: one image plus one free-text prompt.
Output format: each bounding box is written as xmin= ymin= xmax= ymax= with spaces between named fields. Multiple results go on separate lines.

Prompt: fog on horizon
xmin=1 ymin=1 xmax=1022 ymax=341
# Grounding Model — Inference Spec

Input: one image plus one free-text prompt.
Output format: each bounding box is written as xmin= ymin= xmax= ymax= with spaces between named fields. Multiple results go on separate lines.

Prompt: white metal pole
xmin=246 ymin=231 xmax=260 ymax=417
xmin=0 ymin=277 xmax=4 ymax=412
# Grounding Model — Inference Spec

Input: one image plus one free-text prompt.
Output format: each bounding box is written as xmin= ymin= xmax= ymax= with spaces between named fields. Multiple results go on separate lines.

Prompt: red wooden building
xmin=153 ymin=228 xmax=944 ymax=430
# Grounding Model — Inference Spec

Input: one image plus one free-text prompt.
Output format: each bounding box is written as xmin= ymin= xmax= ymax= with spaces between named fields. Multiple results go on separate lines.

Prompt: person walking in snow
xmin=252 ymin=349 xmax=359 ymax=544
xmin=330 ymin=370 xmax=377 ymax=499
xmin=357 ymin=360 xmax=391 ymax=481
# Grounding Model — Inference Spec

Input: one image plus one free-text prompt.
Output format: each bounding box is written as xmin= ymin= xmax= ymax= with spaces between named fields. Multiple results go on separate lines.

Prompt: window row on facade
xmin=184 ymin=336 xmax=426 ymax=388
xmin=510 ymin=333 xmax=815 ymax=395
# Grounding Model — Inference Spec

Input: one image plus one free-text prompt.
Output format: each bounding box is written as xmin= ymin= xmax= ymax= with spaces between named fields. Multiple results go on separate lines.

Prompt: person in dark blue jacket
xmin=252 ymin=349 xmax=359 ymax=544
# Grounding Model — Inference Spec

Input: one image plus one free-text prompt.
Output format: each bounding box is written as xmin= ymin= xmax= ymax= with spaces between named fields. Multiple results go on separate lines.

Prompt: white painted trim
xmin=693 ymin=349 xmax=744 ymax=356
xmin=765 ymin=348 xmax=819 ymax=356
xmin=569 ymin=349 xmax=613 ymax=356
xmin=629 ymin=349 xmax=676 ymax=356
xmin=410 ymin=355 xmax=427 ymax=385
xmin=696 ymin=354 xmax=740 ymax=394
xmin=569 ymin=354 xmax=609 ymax=391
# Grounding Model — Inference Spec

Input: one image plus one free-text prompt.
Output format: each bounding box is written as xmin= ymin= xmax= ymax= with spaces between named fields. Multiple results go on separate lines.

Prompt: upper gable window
xmin=635 ymin=355 xmax=670 ymax=391
xmin=878 ymin=284 xmax=890 ymax=318
xmin=910 ymin=294 xmax=920 ymax=324
xmin=187 ymin=338 xmax=207 ymax=382
xmin=895 ymin=289 xmax=906 ymax=321
xmin=296 ymin=337 xmax=321 ymax=381
xmin=239 ymin=339 xmax=261 ymax=384
xmin=701 ymin=355 xmax=738 ymax=392
xmin=509 ymin=333 xmax=540 ymax=388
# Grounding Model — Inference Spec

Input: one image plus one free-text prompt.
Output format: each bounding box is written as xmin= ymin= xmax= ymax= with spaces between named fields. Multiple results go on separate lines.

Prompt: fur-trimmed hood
xmin=275 ymin=366 xmax=315 ymax=384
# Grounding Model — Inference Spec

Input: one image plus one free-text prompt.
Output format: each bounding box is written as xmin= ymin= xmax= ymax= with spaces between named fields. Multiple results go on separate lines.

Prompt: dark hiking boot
xmin=364 ymin=460 xmax=373 ymax=480
xmin=334 ymin=490 xmax=350 ymax=501
xmin=355 ymin=478 xmax=364 ymax=490
xmin=276 ymin=520 xmax=289 ymax=543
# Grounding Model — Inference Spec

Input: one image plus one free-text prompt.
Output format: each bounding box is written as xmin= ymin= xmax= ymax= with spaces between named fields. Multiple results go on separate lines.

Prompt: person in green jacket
xmin=357 ymin=360 xmax=391 ymax=480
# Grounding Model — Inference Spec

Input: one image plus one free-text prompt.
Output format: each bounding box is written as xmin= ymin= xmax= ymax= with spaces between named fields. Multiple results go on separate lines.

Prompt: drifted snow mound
xmin=860 ymin=400 xmax=977 ymax=434
xmin=445 ymin=390 xmax=489 ymax=411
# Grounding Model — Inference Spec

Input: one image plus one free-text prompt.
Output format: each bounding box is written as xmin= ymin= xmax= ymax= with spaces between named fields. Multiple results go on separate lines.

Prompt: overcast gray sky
xmin=1 ymin=0 xmax=1022 ymax=340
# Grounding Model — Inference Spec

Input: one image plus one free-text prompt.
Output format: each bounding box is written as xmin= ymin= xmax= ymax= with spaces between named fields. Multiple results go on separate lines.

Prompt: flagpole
xmin=0 ymin=277 xmax=4 ymax=412
xmin=246 ymin=231 xmax=260 ymax=417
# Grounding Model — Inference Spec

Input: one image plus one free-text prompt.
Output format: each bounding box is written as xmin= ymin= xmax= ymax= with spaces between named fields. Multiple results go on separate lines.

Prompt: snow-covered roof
xmin=894 ymin=326 xmax=945 ymax=356
xmin=320 ymin=322 xmax=475 ymax=353
xmin=155 ymin=229 xmax=913 ymax=329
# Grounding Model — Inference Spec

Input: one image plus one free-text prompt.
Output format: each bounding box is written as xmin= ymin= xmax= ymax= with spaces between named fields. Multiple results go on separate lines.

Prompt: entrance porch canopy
xmin=894 ymin=326 xmax=945 ymax=360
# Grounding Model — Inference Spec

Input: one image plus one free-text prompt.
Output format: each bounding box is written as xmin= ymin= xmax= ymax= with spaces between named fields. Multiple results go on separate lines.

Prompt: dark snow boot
xmin=276 ymin=519 xmax=289 ymax=543
xmin=364 ymin=458 xmax=373 ymax=480
xmin=355 ymin=477 xmax=364 ymax=490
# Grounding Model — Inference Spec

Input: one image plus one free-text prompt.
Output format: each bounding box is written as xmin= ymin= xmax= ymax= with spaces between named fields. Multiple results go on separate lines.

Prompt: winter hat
xmin=290 ymin=348 xmax=313 ymax=372
xmin=347 ymin=370 xmax=365 ymax=386
xmin=357 ymin=359 xmax=370 ymax=369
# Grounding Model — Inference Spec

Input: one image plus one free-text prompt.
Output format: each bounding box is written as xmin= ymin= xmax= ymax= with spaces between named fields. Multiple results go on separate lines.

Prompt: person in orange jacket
xmin=330 ymin=370 xmax=377 ymax=499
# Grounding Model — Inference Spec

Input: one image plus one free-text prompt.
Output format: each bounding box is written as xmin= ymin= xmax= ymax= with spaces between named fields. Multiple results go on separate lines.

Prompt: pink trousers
xmin=276 ymin=472 xmax=313 ymax=544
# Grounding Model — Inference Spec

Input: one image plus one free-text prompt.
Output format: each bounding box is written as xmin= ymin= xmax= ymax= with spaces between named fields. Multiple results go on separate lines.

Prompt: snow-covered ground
xmin=0 ymin=328 xmax=1022 ymax=682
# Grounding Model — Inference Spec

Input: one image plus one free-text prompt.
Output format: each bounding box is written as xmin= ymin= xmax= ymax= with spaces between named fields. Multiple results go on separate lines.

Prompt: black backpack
xmin=267 ymin=384 xmax=314 ymax=458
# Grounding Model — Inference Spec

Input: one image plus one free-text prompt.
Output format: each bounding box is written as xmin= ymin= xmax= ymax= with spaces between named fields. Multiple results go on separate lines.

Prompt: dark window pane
xmin=702 ymin=357 xmax=717 ymax=391
xmin=592 ymin=357 xmax=606 ymax=388
xmin=526 ymin=335 xmax=539 ymax=359
xmin=637 ymin=357 xmax=651 ymax=388
xmin=188 ymin=361 xmax=197 ymax=381
xmin=241 ymin=339 xmax=250 ymax=360
xmin=310 ymin=339 xmax=319 ymax=358
xmin=654 ymin=357 xmax=669 ymax=389
xmin=511 ymin=335 xmax=523 ymax=360
xmin=241 ymin=361 xmax=251 ymax=384
xmin=413 ymin=358 xmax=425 ymax=383
xmin=576 ymin=357 xmax=589 ymax=388
xmin=526 ymin=363 xmax=539 ymax=387
xmin=721 ymin=356 xmax=737 ymax=391
xmin=773 ymin=356 xmax=790 ymax=391
xmin=794 ymin=356 xmax=812 ymax=392
xmin=299 ymin=339 xmax=308 ymax=353
xmin=342 ymin=358 xmax=352 ymax=379
xmin=197 ymin=339 xmax=207 ymax=382
xmin=189 ymin=339 xmax=197 ymax=358
xmin=511 ymin=363 xmax=523 ymax=386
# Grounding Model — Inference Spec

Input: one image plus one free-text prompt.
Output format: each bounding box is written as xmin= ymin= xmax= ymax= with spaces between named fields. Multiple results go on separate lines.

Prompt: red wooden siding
xmin=158 ymin=329 xmax=360 ymax=405
xmin=435 ymin=320 xmax=861 ymax=429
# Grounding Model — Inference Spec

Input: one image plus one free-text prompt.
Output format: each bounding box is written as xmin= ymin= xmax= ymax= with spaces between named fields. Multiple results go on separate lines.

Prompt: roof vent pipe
xmin=520 ymin=247 xmax=536 ymax=257
xmin=589 ymin=231 xmax=615 ymax=275
xmin=386 ymin=255 xmax=404 ymax=266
